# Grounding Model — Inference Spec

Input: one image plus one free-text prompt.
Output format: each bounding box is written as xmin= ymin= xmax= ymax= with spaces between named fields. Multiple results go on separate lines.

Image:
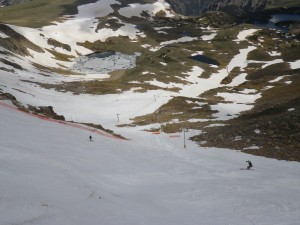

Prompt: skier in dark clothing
xmin=246 ymin=160 xmax=253 ymax=170
xmin=89 ymin=135 xmax=92 ymax=141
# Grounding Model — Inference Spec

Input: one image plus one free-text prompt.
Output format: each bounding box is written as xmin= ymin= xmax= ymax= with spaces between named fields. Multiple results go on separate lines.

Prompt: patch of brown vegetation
xmin=0 ymin=24 xmax=44 ymax=56
xmin=131 ymin=96 xmax=216 ymax=130
xmin=28 ymin=105 xmax=65 ymax=120
xmin=45 ymin=49 xmax=75 ymax=62
xmin=192 ymin=72 xmax=300 ymax=161
xmin=31 ymin=62 xmax=79 ymax=75
xmin=47 ymin=38 xmax=71 ymax=51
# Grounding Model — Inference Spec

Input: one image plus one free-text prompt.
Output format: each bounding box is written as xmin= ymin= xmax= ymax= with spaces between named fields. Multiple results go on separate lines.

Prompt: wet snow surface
xmin=1 ymin=103 xmax=300 ymax=225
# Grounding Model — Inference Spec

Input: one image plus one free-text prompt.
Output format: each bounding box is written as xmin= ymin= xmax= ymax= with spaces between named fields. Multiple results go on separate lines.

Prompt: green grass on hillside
xmin=0 ymin=0 xmax=91 ymax=28
xmin=268 ymin=0 xmax=300 ymax=9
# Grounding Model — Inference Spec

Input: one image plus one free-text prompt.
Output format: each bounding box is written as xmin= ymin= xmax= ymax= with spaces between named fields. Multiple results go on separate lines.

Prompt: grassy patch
xmin=46 ymin=49 xmax=75 ymax=62
xmin=31 ymin=62 xmax=79 ymax=75
xmin=0 ymin=0 xmax=98 ymax=28
xmin=192 ymin=74 xmax=300 ymax=161
xmin=47 ymin=38 xmax=71 ymax=51
xmin=247 ymin=48 xmax=274 ymax=61
xmin=131 ymin=96 xmax=216 ymax=132
xmin=0 ymin=58 xmax=25 ymax=70
xmin=247 ymin=63 xmax=297 ymax=80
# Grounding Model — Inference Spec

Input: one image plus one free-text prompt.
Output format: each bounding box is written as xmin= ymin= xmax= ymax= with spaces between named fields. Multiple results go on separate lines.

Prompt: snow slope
xmin=1 ymin=103 xmax=300 ymax=225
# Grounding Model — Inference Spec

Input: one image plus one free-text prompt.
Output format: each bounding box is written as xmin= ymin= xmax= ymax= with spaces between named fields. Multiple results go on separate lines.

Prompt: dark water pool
xmin=189 ymin=55 xmax=220 ymax=66
xmin=87 ymin=51 xmax=116 ymax=58
xmin=253 ymin=13 xmax=300 ymax=32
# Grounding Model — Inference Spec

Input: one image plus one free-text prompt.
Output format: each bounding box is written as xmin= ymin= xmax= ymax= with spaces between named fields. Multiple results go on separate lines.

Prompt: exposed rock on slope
xmin=0 ymin=24 xmax=44 ymax=56
xmin=166 ymin=0 xmax=299 ymax=16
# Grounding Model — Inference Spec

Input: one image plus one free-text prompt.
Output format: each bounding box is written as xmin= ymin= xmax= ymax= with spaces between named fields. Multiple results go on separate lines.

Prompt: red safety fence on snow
xmin=0 ymin=101 xmax=126 ymax=140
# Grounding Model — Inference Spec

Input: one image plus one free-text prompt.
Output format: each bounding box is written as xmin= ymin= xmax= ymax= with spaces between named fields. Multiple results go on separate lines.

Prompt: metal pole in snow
xmin=184 ymin=129 xmax=186 ymax=149
xmin=117 ymin=113 xmax=120 ymax=123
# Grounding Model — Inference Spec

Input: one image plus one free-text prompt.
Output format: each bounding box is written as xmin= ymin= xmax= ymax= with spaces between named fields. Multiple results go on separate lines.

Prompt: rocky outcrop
xmin=166 ymin=0 xmax=299 ymax=16
xmin=28 ymin=105 xmax=65 ymax=121
xmin=0 ymin=24 xmax=44 ymax=56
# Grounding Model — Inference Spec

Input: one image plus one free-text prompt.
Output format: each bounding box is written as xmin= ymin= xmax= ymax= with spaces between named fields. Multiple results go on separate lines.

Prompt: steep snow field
xmin=1 ymin=103 xmax=300 ymax=225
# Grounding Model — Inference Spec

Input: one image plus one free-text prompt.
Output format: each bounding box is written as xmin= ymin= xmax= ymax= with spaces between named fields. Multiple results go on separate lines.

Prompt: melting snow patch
xmin=235 ymin=136 xmax=242 ymax=141
xmin=154 ymin=26 xmax=173 ymax=30
xmin=0 ymin=31 xmax=9 ymax=38
xmin=254 ymin=129 xmax=261 ymax=134
xmin=205 ymin=123 xmax=227 ymax=128
xmin=118 ymin=1 xmax=174 ymax=18
xmin=247 ymin=59 xmax=284 ymax=69
xmin=191 ymin=51 xmax=204 ymax=56
xmin=211 ymin=103 xmax=253 ymax=120
xmin=268 ymin=51 xmax=281 ymax=56
xmin=262 ymin=59 xmax=283 ymax=69
xmin=243 ymin=145 xmax=260 ymax=150
xmin=269 ymin=75 xmax=290 ymax=83
xmin=290 ymin=59 xmax=300 ymax=69
xmin=146 ymin=79 xmax=181 ymax=89
xmin=217 ymin=92 xmax=261 ymax=104
xmin=141 ymin=44 xmax=151 ymax=48
xmin=201 ymin=33 xmax=217 ymax=41
xmin=188 ymin=118 xmax=209 ymax=123
xmin=263 ymin=86 xmax=273 ymax=90
xmin=171 ymin=119 xmax=179 ymax=123
xmin=239 ymin=88 xmax=257 ymax=94
xmin=285 ymin=81 xmax=292 ymax=85
xmin=160 ymin=37 xmax=198 ymax=47
xmin=227 ymin=73 xmax=247 ymax=87
xmin=157 ymin=31 xmax=168 ymax=34
xmin=235 ymin=29 xmax=259 ymax=41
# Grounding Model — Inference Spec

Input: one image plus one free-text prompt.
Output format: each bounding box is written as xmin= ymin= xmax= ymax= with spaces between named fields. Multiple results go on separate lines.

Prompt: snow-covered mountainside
xmin=0 ymin=0 xmax=299 ymax=159
xmin=1 ymin=92 xmax=300 ymax=225
xmin=0 ymin=1 xmax=300 ymax=224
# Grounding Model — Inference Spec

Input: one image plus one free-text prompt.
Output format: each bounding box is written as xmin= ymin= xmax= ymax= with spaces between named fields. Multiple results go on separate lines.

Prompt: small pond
xmin=87 ymin=51 xmax=116 ymax=58
xmin=253 ymin=13 xmax=300 ymax=32
xmin=189 ymin=54 xmax=220 ymax=66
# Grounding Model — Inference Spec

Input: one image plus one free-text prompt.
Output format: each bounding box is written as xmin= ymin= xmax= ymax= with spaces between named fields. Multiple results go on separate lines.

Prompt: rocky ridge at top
xmin=166 ymin=0 xmax=300 ymax=16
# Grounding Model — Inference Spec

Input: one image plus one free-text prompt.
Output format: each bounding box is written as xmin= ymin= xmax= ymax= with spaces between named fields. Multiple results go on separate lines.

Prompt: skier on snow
xmin=246 ymin=160 xmax=253 ymax=170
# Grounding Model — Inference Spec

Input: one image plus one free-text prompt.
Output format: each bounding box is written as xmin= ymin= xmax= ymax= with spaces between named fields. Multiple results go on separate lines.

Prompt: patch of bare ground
xmin=191 ymin=72 xmax=300 ymax=162
xmin=82 ymin=123 xmax=127 ymax=140
xmin=0 ymin=24 xmax=44 ymax=56
xmin=31 ymin=62 xmax=80 ymax=75
xmin=131 ymin=96 xmax=217 ymax=130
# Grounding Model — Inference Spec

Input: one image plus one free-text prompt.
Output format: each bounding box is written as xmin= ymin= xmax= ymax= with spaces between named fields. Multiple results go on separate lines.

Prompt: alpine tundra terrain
xmin=0 ymin=0 xmax=300 ymax=224
xmin=1 ymin=0 xmax=299 ymax=160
